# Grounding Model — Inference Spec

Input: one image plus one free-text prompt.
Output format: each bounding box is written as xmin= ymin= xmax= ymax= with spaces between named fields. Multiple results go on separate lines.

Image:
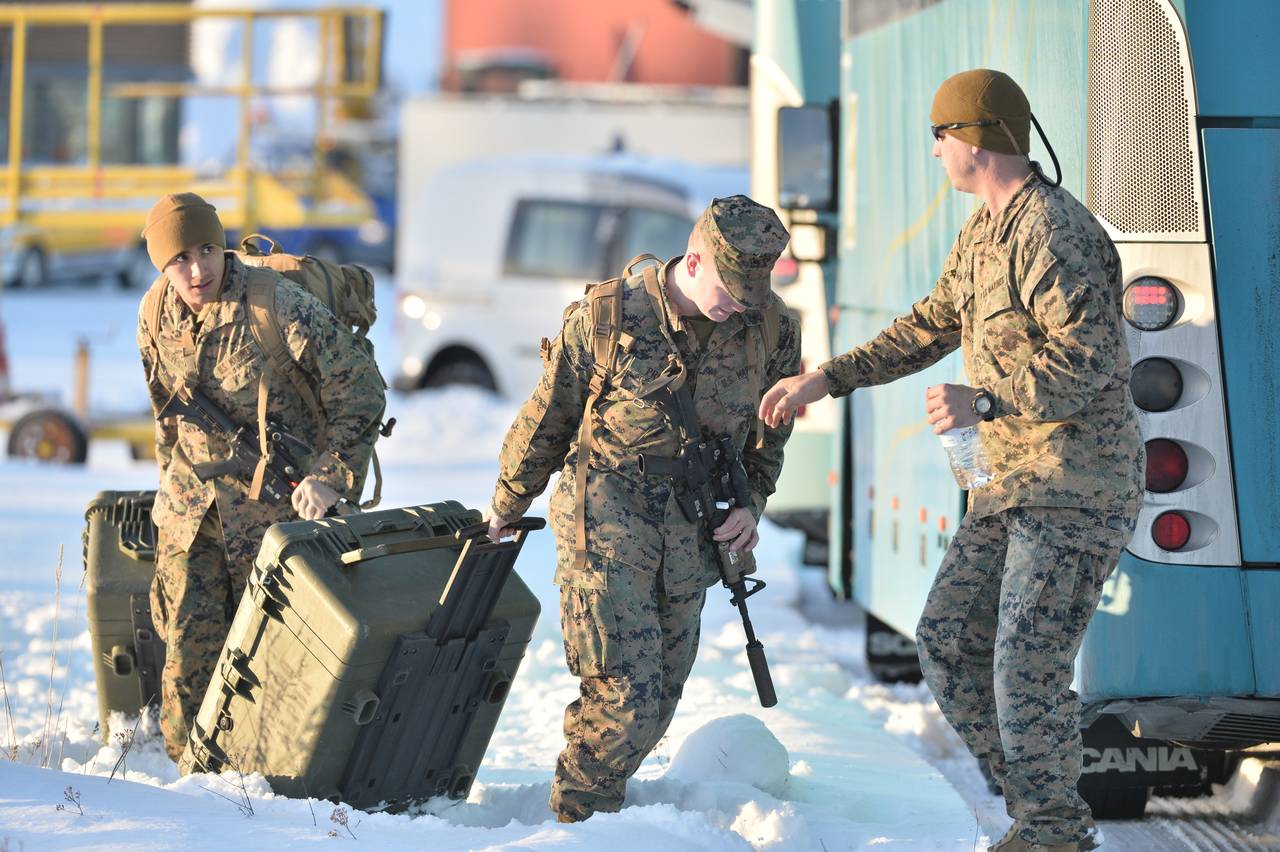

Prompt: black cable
xmin=1029 ymin=111 xmax=1063 ymax=187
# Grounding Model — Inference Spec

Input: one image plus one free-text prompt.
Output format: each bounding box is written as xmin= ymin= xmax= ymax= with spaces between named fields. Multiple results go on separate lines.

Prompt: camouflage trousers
xmin=915 ymin=506 xmax=1134 ymax=847
xmin=150 ymin=505 xmax=262 ymax=762
xmin=551 ymin=556 xmax=707 ymax=821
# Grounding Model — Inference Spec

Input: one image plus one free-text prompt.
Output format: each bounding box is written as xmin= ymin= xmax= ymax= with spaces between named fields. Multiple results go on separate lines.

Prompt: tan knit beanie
xmin=930 ymin=69 xmax=1031 ymax=156
xmin=141 ymin=192 xmax=225 ymax=271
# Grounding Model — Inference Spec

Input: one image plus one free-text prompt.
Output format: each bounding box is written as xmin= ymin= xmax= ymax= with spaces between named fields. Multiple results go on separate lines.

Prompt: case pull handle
xmin=343 ymin=689 xmax=381 ymax=726
xmin=109 ymin=645 xmax=135 ymax=676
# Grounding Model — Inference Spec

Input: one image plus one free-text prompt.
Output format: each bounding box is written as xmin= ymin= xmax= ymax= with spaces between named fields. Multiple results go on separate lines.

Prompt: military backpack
xmin=141 ymin=234 xmax=388 ymax=507
xmin=567 ymin=253 xmax=781 ymax=570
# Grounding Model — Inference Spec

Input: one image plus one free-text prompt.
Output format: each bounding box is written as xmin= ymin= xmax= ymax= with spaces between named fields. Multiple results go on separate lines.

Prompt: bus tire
xmin=1081 ymin=783 xmax=1149 ymax=820
xmin=865 ymin=612 xmax=923 ymax=683
xmin=7 ymin=408 xmax=89 ymax=464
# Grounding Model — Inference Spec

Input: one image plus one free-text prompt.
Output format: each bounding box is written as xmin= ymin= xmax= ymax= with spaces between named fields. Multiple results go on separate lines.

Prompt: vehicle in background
xmin=747 ymin=0 xmax=841 ymax=566
xmin=779 ymin=0 xmax=1279 ymax=819
xmin=0 ymin=4 xmax=385 ymax=289
xmin=393 ymin=154 xmax=747 ymax=397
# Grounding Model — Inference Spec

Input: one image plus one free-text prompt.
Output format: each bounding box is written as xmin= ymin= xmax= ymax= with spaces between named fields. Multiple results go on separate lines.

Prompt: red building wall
xmin=442 ymin=0 xmax=743 ymax=90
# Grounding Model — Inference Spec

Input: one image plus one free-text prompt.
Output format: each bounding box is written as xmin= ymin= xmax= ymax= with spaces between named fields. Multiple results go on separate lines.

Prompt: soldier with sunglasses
xmin=760 ymin=69 xmax=1143 ymax=852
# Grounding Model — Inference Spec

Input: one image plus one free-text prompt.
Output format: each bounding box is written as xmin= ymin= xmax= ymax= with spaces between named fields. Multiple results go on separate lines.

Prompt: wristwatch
xmin=972 ymin=389 xmax=995 ymax=422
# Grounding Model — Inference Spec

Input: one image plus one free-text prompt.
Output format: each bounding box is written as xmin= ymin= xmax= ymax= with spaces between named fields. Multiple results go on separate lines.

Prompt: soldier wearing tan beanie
xmin=763 ymin=69 xmax=1139 ymax=852
xmin=141 ymin=193 xmax=226 ymax=272
xmin=141 ymin=193 xmax=228 ymax=312
xmin=135 ymin=191 xmax=385 ymax=762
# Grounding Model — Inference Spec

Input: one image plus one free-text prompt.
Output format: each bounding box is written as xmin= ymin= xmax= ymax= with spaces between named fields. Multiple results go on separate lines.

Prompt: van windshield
xmin=505 ymin=200 xmax=608 ymax=279
xmin=612 ymin=208 xmax=694 ymax=271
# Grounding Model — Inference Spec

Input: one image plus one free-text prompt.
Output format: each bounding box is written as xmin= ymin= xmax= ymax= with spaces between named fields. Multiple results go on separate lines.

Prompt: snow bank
xmin=666 ymin=714 xmax=791 ymax=798
xmin=0 ymin=283 xmax=980 ymax=850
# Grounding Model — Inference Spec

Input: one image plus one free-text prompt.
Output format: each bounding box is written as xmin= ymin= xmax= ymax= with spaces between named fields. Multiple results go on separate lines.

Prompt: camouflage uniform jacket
xmin=819 ymin=175 xmax=1144 ymax=518
xmin=491 ymin=261 xmax=802 ymax=594
xmin=137 ymin=254 xmax=386 ymax=553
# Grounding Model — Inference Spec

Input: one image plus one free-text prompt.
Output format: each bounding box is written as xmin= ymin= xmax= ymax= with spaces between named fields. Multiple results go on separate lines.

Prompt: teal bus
xmin=767 ymin=0 xmax=1280 ymax=817
xmin=749 ymin=0 xmax=841 ymax=566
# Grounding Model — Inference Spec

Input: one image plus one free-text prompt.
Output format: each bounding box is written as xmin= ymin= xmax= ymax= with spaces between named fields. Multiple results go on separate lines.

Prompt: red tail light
xmin=1145 ymin=438 xmax=1188 ymax=493
xmin=1123 ymin=277 xmax=1180 ymax=331
xmin=771 ymin=255 xmax=799 ymax=287
xmin=1152 ymin=511 xmax=1191 ymax=551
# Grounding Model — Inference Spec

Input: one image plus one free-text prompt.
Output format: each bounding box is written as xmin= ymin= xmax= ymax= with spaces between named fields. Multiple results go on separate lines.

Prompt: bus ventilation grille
xmin=1086 ymin=0 xmax=1203 ymax=239
xmin=1198 ymin=713 xmax=1280 ymax=748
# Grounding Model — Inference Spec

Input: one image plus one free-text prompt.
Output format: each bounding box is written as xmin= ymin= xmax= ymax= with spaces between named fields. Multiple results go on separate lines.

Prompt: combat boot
xmin=1027 ymin=836 xmax=1101 ymax=852
xmin=988 ymin=822 xmax=1030 ymax=851
xmin=990 ymin=824 xmax=1100 ymax=852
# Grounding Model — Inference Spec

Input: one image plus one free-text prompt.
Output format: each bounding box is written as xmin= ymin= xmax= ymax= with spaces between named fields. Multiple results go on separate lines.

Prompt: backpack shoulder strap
xmin=242 ymin=270 xmax=328 ymax=500
xmin=763 ymin=299 xmax=781 ymax=353
xmin=141 ymin=275 xmax=167 ymax=349
xmin=745 ymin=299 xmax=783 ymax=450
xmin=572 ymin=276 xmax=629 ymax=572
xmin=244 ymin=270 xmax=322 ymax=422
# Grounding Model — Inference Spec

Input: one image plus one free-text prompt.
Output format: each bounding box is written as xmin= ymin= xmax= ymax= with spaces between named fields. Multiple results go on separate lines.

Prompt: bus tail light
xmin=1131 ymin=357 xmax=1183 ymax=412
xmin=1152 ymin=511 xmax=1191 ymax=551
xmin=1145 ymin=438 xmax=1188 ymax=492
xmin=1123 ymin=277 xmax=1180 ymax=331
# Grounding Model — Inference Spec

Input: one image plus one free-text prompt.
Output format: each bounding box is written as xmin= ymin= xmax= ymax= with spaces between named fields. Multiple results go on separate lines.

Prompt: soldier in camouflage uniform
xmin=486 ymin=196 xmax=800 ymax=822
xmin=761 ymin=70 xmax=1144 ymax=852
xmin=136 ymin=193 xmax=385 ymax=761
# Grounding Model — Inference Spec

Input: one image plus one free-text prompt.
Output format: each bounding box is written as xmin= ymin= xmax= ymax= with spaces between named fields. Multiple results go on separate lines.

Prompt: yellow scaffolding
xmin=0 ymin=3 xmax=384 ymax=248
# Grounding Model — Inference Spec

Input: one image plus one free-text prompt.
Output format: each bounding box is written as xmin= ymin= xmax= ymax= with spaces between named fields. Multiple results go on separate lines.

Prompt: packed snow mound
xmin=664 ymin=714 xmax=790 ymax=798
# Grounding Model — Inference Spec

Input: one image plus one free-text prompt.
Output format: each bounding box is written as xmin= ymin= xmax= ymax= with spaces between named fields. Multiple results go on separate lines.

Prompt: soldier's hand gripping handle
xmin=465 ymin=516 xmax=547 ymax=545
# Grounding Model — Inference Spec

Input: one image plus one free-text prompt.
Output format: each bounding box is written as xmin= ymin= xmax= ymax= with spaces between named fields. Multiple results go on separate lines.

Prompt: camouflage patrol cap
xmin=696 ymin=195 xmax=789 ymax=310
xmin=141 ymin=192 xmax=226 ymax=271
xmin=931 ymin=69 xmax=1030 ymax=156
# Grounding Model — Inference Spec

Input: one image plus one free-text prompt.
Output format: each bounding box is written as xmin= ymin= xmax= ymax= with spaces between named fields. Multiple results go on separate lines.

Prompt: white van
xmin=393 ymin=154 xmax=748 ymax=396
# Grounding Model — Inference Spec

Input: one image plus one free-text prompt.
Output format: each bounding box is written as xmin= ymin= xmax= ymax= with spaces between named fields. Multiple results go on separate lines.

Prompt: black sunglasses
xmin=930 ymin=119 xmax=1001 ymax=141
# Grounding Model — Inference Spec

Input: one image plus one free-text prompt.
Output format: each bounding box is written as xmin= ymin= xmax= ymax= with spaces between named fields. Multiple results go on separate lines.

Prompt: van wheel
xmin=7 ymin=409 xmax=89 ymax=464
xmin=428 ymin=357 xmax=496 ymax=391
xmin=9 ymin=247 xmax=46 ymax=289
xmin=120 ymin=244 xmax=156 ymax=289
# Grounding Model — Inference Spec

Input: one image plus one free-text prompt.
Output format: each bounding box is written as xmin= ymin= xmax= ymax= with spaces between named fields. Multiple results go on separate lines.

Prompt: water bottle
xmin=938 ymin=426 xmax=993 ymax=490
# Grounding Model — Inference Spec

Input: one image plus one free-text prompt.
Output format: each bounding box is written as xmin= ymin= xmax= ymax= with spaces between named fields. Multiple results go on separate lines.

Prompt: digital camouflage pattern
xmin=491 ymin=258 xmax=801 ymax=818
xmin=817 ymin=173 xmax=1143 ymax=846
xmin=818 ymin=173 xmax=1145 ymax=519
xmin=551 ymin=558 xmax=705 ymax=820
xmin=697 ymin=195 xmax=790 ymax=311
xmin=137 ymin=253 xmax=385 ymax=759
xmin=915 ymin=506 xmax=1133 ymax=847
xmin=150 ymin=507 xmax=266 ymax=760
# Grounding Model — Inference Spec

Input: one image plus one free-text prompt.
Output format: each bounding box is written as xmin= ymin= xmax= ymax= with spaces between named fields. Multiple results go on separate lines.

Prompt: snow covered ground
xmin=0 ymin=279 xmax=984 ymax=850
xmin=9 ymin=279 xmax=1279 ymax=850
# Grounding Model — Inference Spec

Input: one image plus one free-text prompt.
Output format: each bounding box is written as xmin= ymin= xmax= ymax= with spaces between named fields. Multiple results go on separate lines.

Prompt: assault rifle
xmin=158 ymin=386 xmax=356 ymax=515
xmin=638 ymin=364 xmax=778 ymax=708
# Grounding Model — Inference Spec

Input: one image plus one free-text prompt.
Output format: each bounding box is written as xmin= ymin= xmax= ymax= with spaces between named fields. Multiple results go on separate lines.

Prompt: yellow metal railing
xmin=0 ymin=4 xmax=384 ymax=236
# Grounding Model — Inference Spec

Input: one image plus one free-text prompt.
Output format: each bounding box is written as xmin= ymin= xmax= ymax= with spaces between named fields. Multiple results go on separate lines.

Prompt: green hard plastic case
xmin=83 ymin=490 xmax=165 ymax=740
xmin=180 ymin=501 xmax=542 ymax=810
